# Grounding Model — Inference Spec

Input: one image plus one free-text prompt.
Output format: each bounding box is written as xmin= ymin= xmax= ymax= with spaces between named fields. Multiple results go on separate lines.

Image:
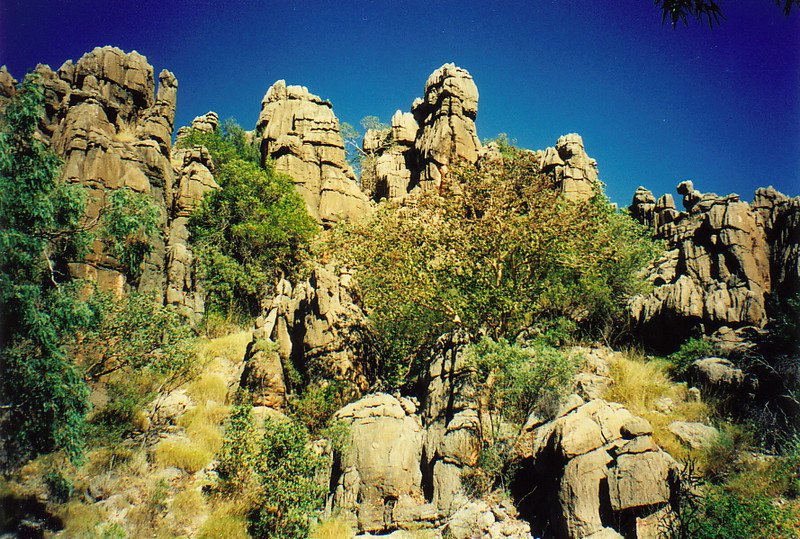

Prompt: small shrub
xmin=43 ymin=469 xmax=72 ymax=503
xmin=290 ymin=381 xmax=355 ymax=433
xmin=668 ymin=336 xmax=717 ymax=375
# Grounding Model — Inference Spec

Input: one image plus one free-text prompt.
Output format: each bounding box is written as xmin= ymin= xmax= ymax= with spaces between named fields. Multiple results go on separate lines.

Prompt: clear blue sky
xmin=2 ymin=0 xmax=798 ymax=205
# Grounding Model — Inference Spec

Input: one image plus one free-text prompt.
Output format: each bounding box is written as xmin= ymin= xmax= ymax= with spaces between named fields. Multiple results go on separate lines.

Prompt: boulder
xmin=330 ymin=393 xmax=436 ymax=533
xmin=667 ymin=421 xmax=720 ymax=450
xmin=688 ymin=357 xmax=745 ymax=392
xmin=514 ymin=398 xmax=678 ymax=539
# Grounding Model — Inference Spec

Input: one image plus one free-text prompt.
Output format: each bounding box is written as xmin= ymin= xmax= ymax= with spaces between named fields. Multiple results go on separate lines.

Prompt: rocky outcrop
xmin=751 ymin=186 xmax=800 ymax=297
xmin=413 ymin=64 xmax=481 ymax=189
xmin=256 ymin=80 xmax=369 ymax=226
xmin=361 ymin=63 xmax=482 ymax=201
xmin=422 ymin=331 xmax=482 ymax=514
xmin=260 ymin=266 xmax=379 ymax=394
xmin=538 ymin=134 xmax=600 ymax=202
xmin=362 ymin=111 xmax=418 ymax=201
xmin=12 ymin=47 xmax=177 ymax=299
xmin=628 ymin=181 xmax=783 ymax=346
xmin=514 ymin=397 xmax=678 ymax=539
xmin=165 ymin=114 xmax=221 ymax=318
xmin=0 ymin=66 xmax=16 ymax=106
xmin=330 ymin=393 xmax=436 ymax=532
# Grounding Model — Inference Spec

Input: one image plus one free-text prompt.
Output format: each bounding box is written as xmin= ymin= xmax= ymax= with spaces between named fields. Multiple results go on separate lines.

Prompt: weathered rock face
xmin=538 ymin=134 xmax=600 ymax=202
xmin=0 ymin=66 xmax=16 ymax=106
xmin=422 ymin=330 xmax=482 ymax=514
xmin=514 ymin=397 xmax=678 ymax=539
xmin=256 ymin=80 xmax=369 ymax=226
xmin=17 ymin=47 xmax=176 ymax=299
xmin=628 ymin=181 xmax=786 ymax=346
xmin=361 ymin=64 xmax=482 ymax=202
xmin=260 ymin=266 xmax=379 ymax=394
xmin=165 ymin=113 xmax=221 ymax=318
xmin=326 ymin=331 xmax=485 ymax=532
xmin=330 ymin=393 xmax=436 ymax=533
xmin=751 ymin=186 xmax=800 ymax=297
xmin=413 ymin=63 xmax=481 ymax=189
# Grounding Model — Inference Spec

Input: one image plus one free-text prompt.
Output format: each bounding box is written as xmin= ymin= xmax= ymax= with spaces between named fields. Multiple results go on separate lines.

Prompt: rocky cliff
xmin=256 ymin=80 xmax=370 ymax=226
xmin=628 ymin=180 xmax=799 ymax=347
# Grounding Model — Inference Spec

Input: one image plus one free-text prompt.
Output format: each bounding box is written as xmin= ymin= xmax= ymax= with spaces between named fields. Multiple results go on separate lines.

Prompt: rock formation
xmin=330 ymin=393 xmax=436 ymax=532
xmin=628 ymin=181 xmax=800 ymax=346
xmin=538 ymin=133 xmax=601 ymax=201
xmin=422 ymin=330 xmax=482 ymax=514
xmin=166 ymin=113 xmax=221 ymax=318
xmin=258 ymin=266 xmax=379 ymax=394
xmin=27 ymin=47 xmax=177 ymax=297
xmin=360 ymin=63 xmax=483 ymax=201
xmin=514 ymin=397 xmax=679 ymax=539
xmin=256 ymin=80 xmax=369 ymax=226
xmin=0 ymin=66 xmax=16 ymax=106
xmin=413 ymin=63 xmax=482 ymax=188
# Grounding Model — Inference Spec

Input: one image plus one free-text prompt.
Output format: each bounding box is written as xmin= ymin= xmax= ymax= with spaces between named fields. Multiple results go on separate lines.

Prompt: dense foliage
xmin=320 ymin=149 xmax=659 ymax=383
xmin=0 ymin=77 xmax=180 ymax=466
xmin=0 ymin=77 xmax=94 ymax=463
xmin=216 ymin=405 xmax=325 ymax=539
xmin=180 ymin=122 xmax=317 ymax=318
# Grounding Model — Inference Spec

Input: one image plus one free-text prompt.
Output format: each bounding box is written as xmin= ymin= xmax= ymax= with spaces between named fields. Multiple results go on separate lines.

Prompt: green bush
xmin=182 ymin=122 xmax=317 ymax=318
xmin=216 ymin=405 xmax=325 ymax=539
xmin=73 ymin=292 xmax=199 ymax=445
xmin=321 ymin=150 xmax=658 ymax=386
xmin=101 ymin=188 xmax=159 ymax=281
xmin=464 ymin=336 xmax=578 ymax=426
xmin=668 ymin=336 xmax=717 ymax=375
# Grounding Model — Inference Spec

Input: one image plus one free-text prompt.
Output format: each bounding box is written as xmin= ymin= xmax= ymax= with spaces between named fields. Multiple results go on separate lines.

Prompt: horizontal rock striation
xmin=256 ymin=80 xmax=369 ymax=226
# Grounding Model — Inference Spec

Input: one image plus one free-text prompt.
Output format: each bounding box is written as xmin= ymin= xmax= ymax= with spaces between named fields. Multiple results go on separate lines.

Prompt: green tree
xmin=0 ymin=76 xmax=94 ymax=464
xmin=182 ymin=123 xmax=317 ymax=318
xmin=321 ymin=149 xmax=659 ymax=384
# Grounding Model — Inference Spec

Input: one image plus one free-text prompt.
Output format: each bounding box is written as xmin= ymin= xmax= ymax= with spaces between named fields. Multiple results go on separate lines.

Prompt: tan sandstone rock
xmin=256 ymin=80 xmax=369 ymax=226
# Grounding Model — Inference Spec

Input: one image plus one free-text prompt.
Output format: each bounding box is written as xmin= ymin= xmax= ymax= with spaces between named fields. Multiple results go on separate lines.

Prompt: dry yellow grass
xmin=197 ymin=512 xmax=251 ymax=539
xmin=153 ymin=438 xmax=212 ymax=474
xmin=199 ymin=330 xmax=252 ymax=365
xmin=310 ymin=516 xmax=357 ymax=539
xmin=187 ymin=372 xmax=229 ymax=403
xmin=605 ymin=352 xmax=713 ymax=463
xmin=169 ymin=488 xmax=207 ymax=527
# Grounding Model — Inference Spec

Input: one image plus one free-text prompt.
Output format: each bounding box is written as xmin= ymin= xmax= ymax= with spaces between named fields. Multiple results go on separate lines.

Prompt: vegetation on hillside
xmin=320 ymin=147 xmax=660 ymax=385
xmin=179 ymin=122 xmax=317 ymax=319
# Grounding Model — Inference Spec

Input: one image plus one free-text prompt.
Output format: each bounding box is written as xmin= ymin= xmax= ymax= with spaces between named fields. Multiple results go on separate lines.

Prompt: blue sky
xmin=2 ymin=0 xmax=798 ymax=205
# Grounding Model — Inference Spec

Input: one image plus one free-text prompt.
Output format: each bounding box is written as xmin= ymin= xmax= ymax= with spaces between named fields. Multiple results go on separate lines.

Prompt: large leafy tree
xmin=181 ymin=123 xmax=317 ymax=318
xmin=322 ymin=148 xmax=660 ymax=383
xmin=0 ymin=76 xmax=93 ymax=464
